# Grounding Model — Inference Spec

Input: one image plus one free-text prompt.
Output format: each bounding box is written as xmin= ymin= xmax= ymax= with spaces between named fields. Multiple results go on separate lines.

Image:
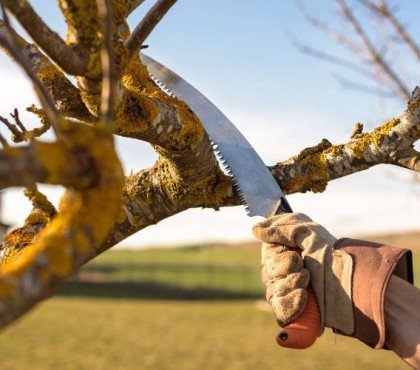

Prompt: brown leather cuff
xmin=334 ymin=238 xmax=413 ymax=349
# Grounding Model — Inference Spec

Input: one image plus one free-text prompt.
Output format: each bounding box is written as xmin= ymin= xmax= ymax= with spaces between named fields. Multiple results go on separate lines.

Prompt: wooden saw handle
xmin=276 ymin=248 xmax=320 ymax=349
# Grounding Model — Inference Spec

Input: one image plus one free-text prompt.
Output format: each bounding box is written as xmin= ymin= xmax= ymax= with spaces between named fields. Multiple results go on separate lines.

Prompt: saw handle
xmin=272 ymin=200 xmax=321 ymax=349
xmin=275 ymin=249 xmax=321 ymax=349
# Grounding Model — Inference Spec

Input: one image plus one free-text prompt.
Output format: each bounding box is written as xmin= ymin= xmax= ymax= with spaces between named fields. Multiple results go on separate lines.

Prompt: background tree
xmin=0 ymin=0 xmax=418 ymax=328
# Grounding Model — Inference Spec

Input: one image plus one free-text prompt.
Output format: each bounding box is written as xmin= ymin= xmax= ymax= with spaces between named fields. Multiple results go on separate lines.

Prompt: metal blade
xmin=142 ymin=54 xmax=288 ymax=218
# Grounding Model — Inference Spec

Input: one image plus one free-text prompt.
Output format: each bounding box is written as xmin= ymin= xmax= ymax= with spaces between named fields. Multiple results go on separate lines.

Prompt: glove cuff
xmin=334 ymin=238 xmax=413 ymax=349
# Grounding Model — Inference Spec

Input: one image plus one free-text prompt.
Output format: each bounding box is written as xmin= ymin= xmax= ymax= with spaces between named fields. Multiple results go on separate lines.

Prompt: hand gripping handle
xmin=272 ymin=200 xmax=321 ymax=349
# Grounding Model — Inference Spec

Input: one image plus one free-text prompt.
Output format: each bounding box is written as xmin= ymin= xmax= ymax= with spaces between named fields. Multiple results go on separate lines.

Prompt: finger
xmin=253 ymin=213 xmax=313 ymax=245
xmin=265 ymin=269 xmax=310 ymax=302
xmin=261 ymin=242 xmax=288 ymax=263
xmin=271 ymin=288 xmax=307 ymax=327
xmin=256 ymin=219 xmax=335 ymax=250
xmin=261 ymin=250 xmax=303 ymax=282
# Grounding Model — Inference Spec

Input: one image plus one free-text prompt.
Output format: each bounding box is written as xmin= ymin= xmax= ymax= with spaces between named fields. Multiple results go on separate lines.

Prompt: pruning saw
xmin=142 ymin=54 xmax=320 ymax=349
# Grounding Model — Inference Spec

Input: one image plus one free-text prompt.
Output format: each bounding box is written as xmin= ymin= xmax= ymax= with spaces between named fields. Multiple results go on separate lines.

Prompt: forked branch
xmin=3 ymin=0 xmax=87 ymax=75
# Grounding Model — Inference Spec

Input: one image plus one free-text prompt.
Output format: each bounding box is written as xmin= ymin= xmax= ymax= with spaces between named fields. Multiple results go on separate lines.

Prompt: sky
xmin=0 ymin=1 xmax=419 ymax=248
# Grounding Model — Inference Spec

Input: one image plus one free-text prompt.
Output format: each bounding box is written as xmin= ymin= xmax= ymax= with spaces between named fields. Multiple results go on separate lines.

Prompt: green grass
xmin=0 ymin=244 xmax=417 ymax=369
xmin=77 ymin=245 xmax=264 ymax=296
xmin=0 ymin=298 xmax=404 ymax=370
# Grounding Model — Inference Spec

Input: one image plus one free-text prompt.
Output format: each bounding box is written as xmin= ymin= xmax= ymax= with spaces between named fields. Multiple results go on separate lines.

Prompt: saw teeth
xmin=147 ymin=83 xmax=253 ymax=214
xmin=209 ymin=139 xmax=251 ymax=211
xmin=149 ymin=73 xmax=177 ymax=98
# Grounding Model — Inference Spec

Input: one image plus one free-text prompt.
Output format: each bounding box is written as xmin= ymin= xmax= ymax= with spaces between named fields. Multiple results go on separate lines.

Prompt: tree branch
xmin=3 ymin=0 xmax=87 ymax=75
xmin=0 ymin=20 xmax=95 ymax=122
xmin=270 ymin=87 xmax=420 ymax=193
xmin=393 ymin=148 xmax=420 ymax=172
xmin=125 ymin=0 xmax=177 ymax=56
xmin=291 ymin=38 xmax=374 ymax=79
xmin=0 ymin=4 xmax=59 ymax=133
xmin=358 ymin=0 xmax=420 ymax=60
xmin=96 ymin=0 xmax=115 ymax=124
xmin=295 ymin=0 xmax=364 ymax=55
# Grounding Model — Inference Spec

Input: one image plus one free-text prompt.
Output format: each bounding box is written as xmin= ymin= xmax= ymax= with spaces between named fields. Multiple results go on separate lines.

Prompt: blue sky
xmin=0 ymin=1 xmax=419 ymax=247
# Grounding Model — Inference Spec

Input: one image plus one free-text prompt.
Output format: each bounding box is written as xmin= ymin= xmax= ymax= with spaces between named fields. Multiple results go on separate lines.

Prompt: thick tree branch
xmin=270 ymin=87 xmax=420 ymax=193
xmin=0 ymin=140 xmax=108 ymax=190
xmin=125 ymin=0 xmax=177 ymax=57
xmin=3 ymin=0 xmax=87 ymax=75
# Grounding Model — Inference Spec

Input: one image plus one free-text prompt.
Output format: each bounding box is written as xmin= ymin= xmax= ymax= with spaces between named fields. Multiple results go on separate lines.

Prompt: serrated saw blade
xmin=142 ymin=54 xmax=290 ymax=218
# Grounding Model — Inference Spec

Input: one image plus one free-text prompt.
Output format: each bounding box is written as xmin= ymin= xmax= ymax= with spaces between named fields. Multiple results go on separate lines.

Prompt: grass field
xmin=0 ymin=232 xmax=418 ymax=369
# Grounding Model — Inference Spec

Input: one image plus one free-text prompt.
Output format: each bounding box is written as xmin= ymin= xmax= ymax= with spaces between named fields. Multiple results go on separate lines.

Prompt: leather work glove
xmin=253 ymin=213 xmax=413 ymax=348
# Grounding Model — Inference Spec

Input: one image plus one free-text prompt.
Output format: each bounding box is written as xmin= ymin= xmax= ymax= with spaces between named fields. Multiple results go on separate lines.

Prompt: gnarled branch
xmin=271 ymin=87 xmax=420 ymax=193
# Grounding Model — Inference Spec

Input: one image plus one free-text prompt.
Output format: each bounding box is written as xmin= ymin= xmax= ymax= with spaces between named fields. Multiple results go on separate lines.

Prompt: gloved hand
xmin=253 ymin=212 xmax=354 ymax=335
xmin=253 ymin=212 xmax=414 ymax=349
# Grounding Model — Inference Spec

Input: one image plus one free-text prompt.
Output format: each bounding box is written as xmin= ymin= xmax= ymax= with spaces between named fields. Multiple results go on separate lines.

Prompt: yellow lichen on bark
xmin=120 ymin=57 xmax=206 ymax=150
xmin=351 ymin=118 xmax=400 ymax=159
xmin=0 ymin=122 xmax=124 ymax=316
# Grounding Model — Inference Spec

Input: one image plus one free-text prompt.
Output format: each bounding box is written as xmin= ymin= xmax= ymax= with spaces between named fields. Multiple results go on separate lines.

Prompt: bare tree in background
xmin=294 ymin=0 xmax=419 ymax=102
xmin=0 ymin=0 xmax=418 ymax=328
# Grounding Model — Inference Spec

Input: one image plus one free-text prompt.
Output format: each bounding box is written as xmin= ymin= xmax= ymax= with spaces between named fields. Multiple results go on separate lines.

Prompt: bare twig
xmin=0 ymin=107 xmax=50 ymax=143
xmin=358 ymin=0 xmax=420 ymax=60
xmin=10 ymin=109 xmax=26 ymax=132
xmin=335 ymin=75 xmax=397 ymax=99
xmin=0 ymin=133 xmax=8 ymax=148
xmin=3 ymin=0 xmax=87 ymax=75
xmin=293 ymin=39 xmax=374 ymax=79
xmin=295 ymin=0 xmax=364 ymax=55
xmin=0 ymin=113 xmax=21 ymax=139
xmin=125 ymin=0 xmax=177 ymax=56
xmin=0 ymin=3 xmax=59 ymax=133
xmin=335 ymin=0 xmax=411 ymax=100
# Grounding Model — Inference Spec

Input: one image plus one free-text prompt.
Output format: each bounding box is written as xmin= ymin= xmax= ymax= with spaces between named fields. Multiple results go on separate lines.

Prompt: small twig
xmin=10 ymin=109 xmax=26 ymax=132
xmin=0 ymin=133 xmax=9 ymax=148
xmin=295 ymin=0 xmax=364 ymax=55
xmin=0 ymin=107 xmax=50 ymax=143
xmin=358 ymin=0 xmax=420 ymax=60
xmin=351 ymin=122 xmax=364 ymax=139
xmin=125 ymin=0 xmax=177 ymax=56
xmin=292 ymin=38 xmax=374 ymax=79
xmin=0 ymin=114 xmax=21 ymax=138
xmin=96 ymin=0 xmax=115 ymax=125
xmin=335 ymin=0 xmax=411 ymax=100
xmin=335 ymin=75 xmax=398 ymax=99
xmin=0 ymin=3 xmax=59 ymax=134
